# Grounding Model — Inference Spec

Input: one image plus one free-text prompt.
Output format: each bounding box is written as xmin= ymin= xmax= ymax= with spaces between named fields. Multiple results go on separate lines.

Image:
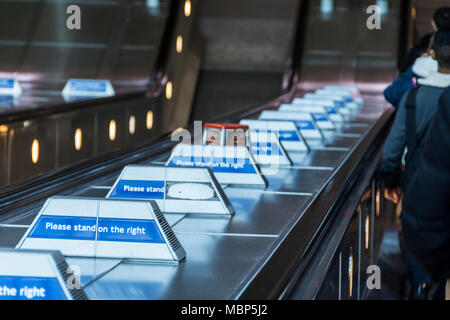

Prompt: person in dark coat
xmin=383 ymin=7 xmax=450 ymax=108
xmin=379 ymin=30 xmax=450 ymax=298
xmin=402 ymin=87 xmax=450 ymax=299
xmin=380 ymin=30 xmax=450 ymax=192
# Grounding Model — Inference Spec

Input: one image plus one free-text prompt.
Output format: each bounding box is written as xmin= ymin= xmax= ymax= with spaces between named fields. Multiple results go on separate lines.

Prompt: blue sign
xmin=28 ymin=215 xmax=97 ymax=240
xmin=334 ymin=101 xmax=345 ymax=108
xmin=295 ymin=120 xmax=316 ymax=130
xmin=311 ymin=113 xmax=329 ymax=122
xmin=27 ymin=215 xmax=164 ymax=244
xmin=167 ymin=156 xmax=257 ymax=174
xmin=0 ymin=276 xmax=67 ymax=300
xmin=97 ymin=218 xmax=165 ymax=244
xmin=278 ymin=130 xmax=301 ymax=142
xmin=0 ymin=95 xmax=14 ymax=107
xmin=109 ymin=180 xmax=165 ymax=199
xmin=69 ymin=80 xmax=106 ymax=93
xmin=0 ymin=79 xmax=14 ymax=89
xmin=325 ymin=107 xmax=338 ymax=114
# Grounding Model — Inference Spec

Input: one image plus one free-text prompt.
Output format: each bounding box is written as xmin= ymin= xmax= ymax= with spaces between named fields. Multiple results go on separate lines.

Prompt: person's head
xmin=432 ymin=7 xmax=450 ymax=31
xmin=430 ymin=30 xmax=450 ymax=72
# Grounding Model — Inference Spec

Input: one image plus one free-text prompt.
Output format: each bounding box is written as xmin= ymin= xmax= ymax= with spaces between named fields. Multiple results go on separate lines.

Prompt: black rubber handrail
xmin=283 ymin=115 xmax=394 ymax=299
xmin=236 ymin=107 xmax=395 ymax=300
xmin=282 ymin=0 xmax=310 ymax=93
xmin=149 ymin=0 xmax=181 ymax=90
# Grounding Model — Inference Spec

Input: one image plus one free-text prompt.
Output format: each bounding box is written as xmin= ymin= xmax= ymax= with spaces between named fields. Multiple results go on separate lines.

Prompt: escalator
xmin=0 ymin=0 xmax=412 ymax=300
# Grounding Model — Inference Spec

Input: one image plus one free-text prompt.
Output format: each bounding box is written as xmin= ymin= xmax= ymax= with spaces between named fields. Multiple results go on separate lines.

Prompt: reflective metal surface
xmin=0 ymin=0 xmax=403 ymax=300
xmin=0 ymin=0 xmax=171 ymax=112
xmin=0 ymin=95 xmax=392 ymax=299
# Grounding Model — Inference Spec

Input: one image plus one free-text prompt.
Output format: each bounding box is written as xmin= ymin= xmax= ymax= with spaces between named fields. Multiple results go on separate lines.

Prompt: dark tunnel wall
xmin=190 ymin=0 xmax=302 ymax=121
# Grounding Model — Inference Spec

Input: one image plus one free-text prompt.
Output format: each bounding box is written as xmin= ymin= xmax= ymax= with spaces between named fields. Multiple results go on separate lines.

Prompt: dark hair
xmin=433 ymin=30 xmax=450 ymax=68
xmin=433 ymin=7 xmax=450 ymax=30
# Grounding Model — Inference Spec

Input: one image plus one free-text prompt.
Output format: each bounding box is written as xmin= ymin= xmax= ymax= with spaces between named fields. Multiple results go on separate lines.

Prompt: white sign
xmin=62 ymin=79 xmax=115 ymax=98
xmin=278 ymin=104 xmax=337 ymax=129
xmin=259 ymin=110 xmax=323 ymax=139
xmin=17 ymin=197 xmax=186 ymax=262
xmin=166 ymin=144 xmax=267 ymax=188
xmin=107 ymin=166 xmax=234 ymax=216
xmin=249 ymin=130 xmax=292 ymax=167
xmin=0 ymin=249 xmax=86 ymax=300
xmin=280 ymin=104 xmax=344 ymax=124
xmin=240 ymin=119 xmax=309 ymax=152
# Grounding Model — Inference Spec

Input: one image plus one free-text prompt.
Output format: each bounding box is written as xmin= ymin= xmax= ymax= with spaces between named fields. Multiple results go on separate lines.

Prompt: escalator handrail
xmin=149 ymin=0 xmax=181 ymax=91
xmin=282 ymin=0 xmax=310 ymax=93
xmin=236 ymin=106 xmax=395 ymax=299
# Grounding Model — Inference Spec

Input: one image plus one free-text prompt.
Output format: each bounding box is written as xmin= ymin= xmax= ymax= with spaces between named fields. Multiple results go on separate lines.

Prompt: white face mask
xmin=412 ymin=56 xmax=438 ymax=78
